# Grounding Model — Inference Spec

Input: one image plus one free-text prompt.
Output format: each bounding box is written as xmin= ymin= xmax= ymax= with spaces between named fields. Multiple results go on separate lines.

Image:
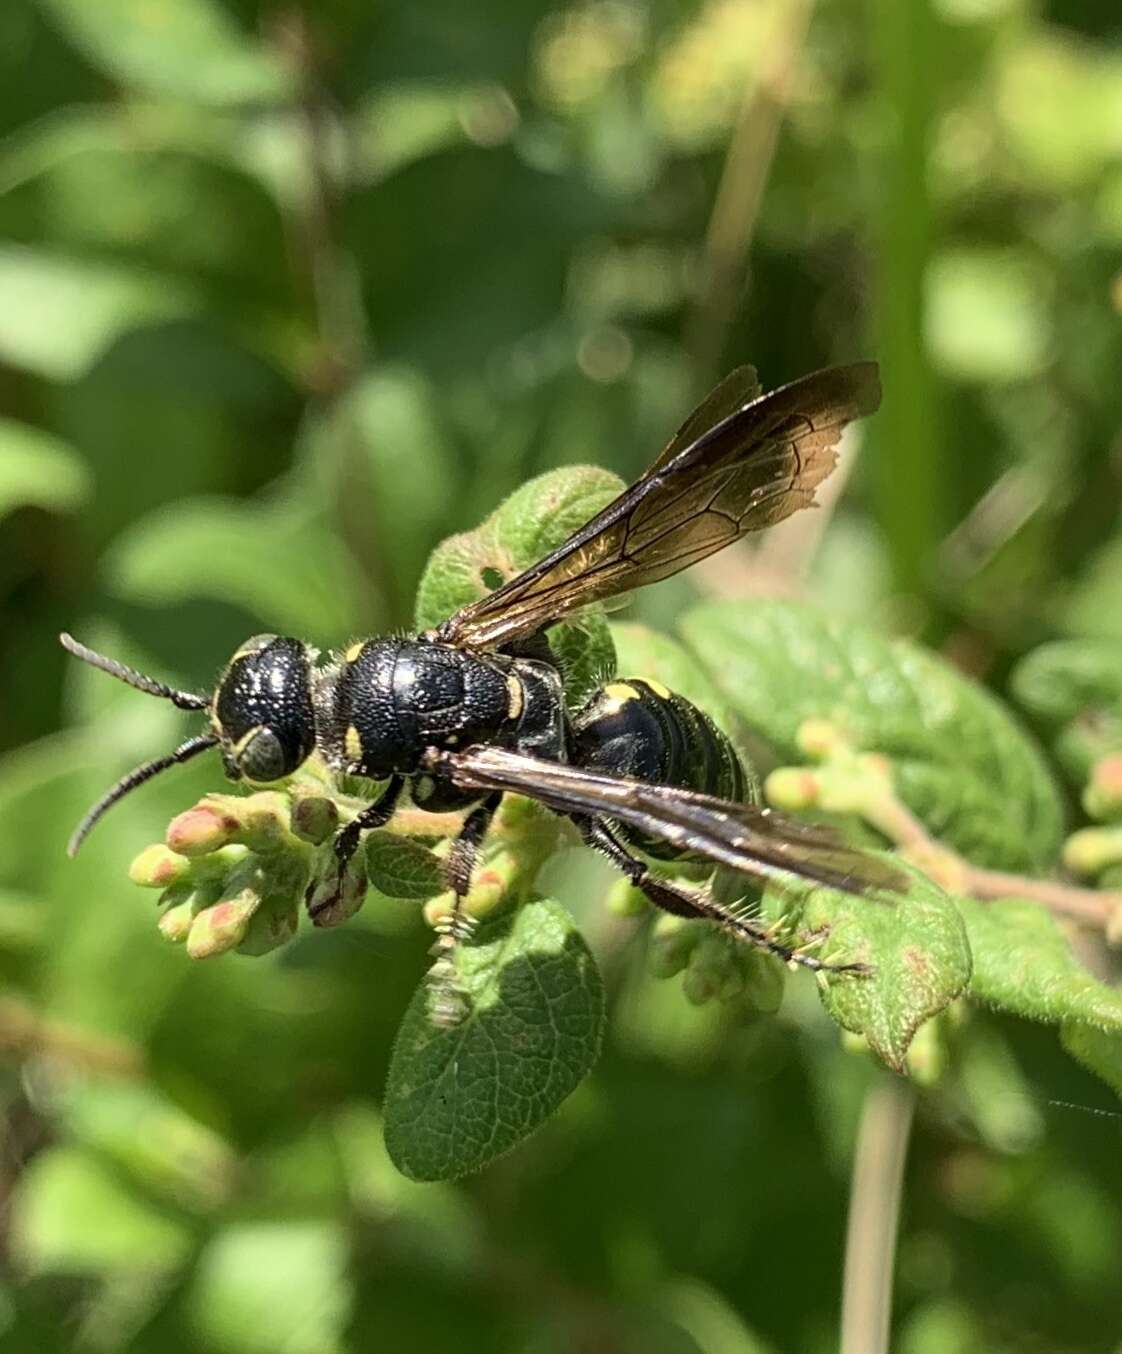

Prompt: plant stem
xmin=862 ymin=787 xmax=1120 ymax=926
xmin=840 ymin=1074 xmax=915 ymax=1354
xmin=684 ymin=0 xmax=816 ymax=392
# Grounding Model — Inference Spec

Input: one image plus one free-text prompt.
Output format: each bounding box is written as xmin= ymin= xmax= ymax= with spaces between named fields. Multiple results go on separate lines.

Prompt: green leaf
xmin=54 ymin=1080 xmax=234 ymax=1211
xmin=365 ymin=831 xmax=444 ymax=900
xmin=1011 ymin=640 xmax=1122 ymax=785
xmin=39 ymin=0 xmax=290 ymax=106
xmin=384 ymin=897 xmax=605 ymax=1180
xmin=188 ymin=1222 xmax=351 ymax=1354
xmin=490 ymin=464 xmax=625 ymax=573
xmin=413 ymin=464 xmax=625 ymax=631
xmin=681 ymin=600 xmax=1064 ymax=873
xmin=959 ymin=895 xmax=1122 ymax=1030
xmin=1060 ymin=1021 xmax=1122 ymax=1100
xmin=352 ymin=84 xmax=514 ymax=183
xmin=10 ymin=1147 xmax=192 ymax=1275
xmin=0 ymin=420 xmax=91 ymax=520
xmin=103 ymin=487 xmax=364 ymax=645
xmin=773 ymin=865 xmax=971 ymax=1071
xmin=1011 ymin=639 xmax=1122 ymax=725
xmin=0 ymin=247 xmax=198 ymax=380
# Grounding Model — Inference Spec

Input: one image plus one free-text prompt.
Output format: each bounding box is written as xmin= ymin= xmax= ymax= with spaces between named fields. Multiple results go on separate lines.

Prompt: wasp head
xmin=209 ymin=635 xmax=317 ymax=785
xmin=59 ymin=631 xmax=318 ymax=855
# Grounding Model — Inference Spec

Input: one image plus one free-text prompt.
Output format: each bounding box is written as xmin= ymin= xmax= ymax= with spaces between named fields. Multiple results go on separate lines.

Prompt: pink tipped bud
xmin=167 ymin=804 xmax=240 ymax=857
xmin=186 ymin=891 xmax=259 ymax=959
xmin=129 ymin=844 xmax=190 ymax=888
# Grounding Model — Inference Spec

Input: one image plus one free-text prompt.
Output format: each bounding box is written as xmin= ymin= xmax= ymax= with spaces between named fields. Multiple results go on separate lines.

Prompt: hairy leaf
xmin=1061 ymin=1021 xmax=1122 ymax=1100
xmin=960 ymin=895 xmax=1122 ymax=1030
xmin=682 ymin=600 xmax=1063 ymax=872
xmin=1011 ymin=639 xmax=1122 ymax=783
xmin=384 ymin=897 xmax=604 ymax=1180
xmin=767 ymin=865 xmax=971 ymax=1071
xmin=365 ymin=831 xmax=444 ymax=901
xmin=414 ymin=464 xmax=625 ymax=631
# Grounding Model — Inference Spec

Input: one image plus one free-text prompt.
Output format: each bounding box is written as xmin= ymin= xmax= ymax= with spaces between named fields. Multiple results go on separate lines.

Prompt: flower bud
xmin=290 ymin=794 xmax=339 ymax=845
xmin=186 ymin=890 xmax=259 ymax=959
xmin=423 ymin=892 xmax=456 ymax=930
xmin=796 ymin=718 xmax=846 ymax=760
xmin=129 ymin=844 xmax=191 ymax=889
xmin=738 ymin=950 xmax=785 ymax=1013
xmin=765 ymin=767 xmax=821 ymax=812
xmin=234 ymin=792 xmax=292 ymax=852
xmin=167 ymin=803 xmax=240 ymax=857
xmin=1062 ymin=826 xmax=1122 ymax=878
xmin=307 ymin=851 xmax=368 ymax=928
xmin=158 ymin=899 xmax=196 ymax=943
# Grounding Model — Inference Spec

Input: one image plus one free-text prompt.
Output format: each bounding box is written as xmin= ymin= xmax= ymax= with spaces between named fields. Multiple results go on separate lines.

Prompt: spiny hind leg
xmin=427 ymin=790 xmax=503 ymax=1027
xmin=576 ymin=815 xmax=869 ymax=976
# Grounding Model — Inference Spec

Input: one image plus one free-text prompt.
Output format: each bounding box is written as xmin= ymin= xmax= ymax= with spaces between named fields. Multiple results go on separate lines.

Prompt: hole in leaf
xmin=480 ymin=567 xmax=505 ymax=591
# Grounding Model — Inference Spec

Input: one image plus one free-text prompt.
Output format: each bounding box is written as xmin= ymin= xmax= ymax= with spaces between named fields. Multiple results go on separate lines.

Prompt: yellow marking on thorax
xmin=604 ymin=682 xmax=640 ymax=703
xmin=600 ymin=681 xmax=641 ymax=715
xmin=639 ymin=677 xmax=671 ymax=700
xmin=345 ymin=641 xmax=365 ymax=663
xmin=233 ymin=726 xmax=263 ymax=756
xmin=344 ymin=725 xmax=364 ymax=762
xmin=506 ymin=674 xmax=524 ymax=721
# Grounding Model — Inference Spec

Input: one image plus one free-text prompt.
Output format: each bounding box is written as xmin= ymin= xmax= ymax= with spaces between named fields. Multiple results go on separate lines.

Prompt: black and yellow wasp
xmin=62 ymin=361 xmax=902 ymax=974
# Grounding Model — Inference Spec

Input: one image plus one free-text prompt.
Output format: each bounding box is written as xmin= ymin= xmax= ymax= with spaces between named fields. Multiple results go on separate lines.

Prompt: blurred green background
xmin=2 ymin=0 xmax=1122 ymax=1350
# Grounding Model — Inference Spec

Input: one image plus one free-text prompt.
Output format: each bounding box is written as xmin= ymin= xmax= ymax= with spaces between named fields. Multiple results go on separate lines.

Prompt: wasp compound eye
xmin=212 ymin=636 xmax=316 ymax=781
xmin=235 ymin=727 xmax=288 ymax=783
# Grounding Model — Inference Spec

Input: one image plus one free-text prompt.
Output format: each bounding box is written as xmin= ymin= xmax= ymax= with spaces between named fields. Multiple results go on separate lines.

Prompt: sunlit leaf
xmin=682 ymin=600 xmax=1064 ymax=872
xmin=39 ymin=0 xmax=290 ymax=106
xmin=0 ymin=419 xmax=90 ymax=519
xmin=10 ymin=1146 xmax=191 ymax=1274
xmin=0 ymin=247 xmax=198 ymax=379
xmin=384 ymin=897 xmax=605 ymax=1180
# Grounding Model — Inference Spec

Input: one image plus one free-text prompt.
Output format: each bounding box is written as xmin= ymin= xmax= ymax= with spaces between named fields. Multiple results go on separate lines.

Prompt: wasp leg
xmin=307 ymin=776 xmax=404 ymax=919
xmin=576 ymin=816 xmax=869 ymax=976
xmin=424 ymin=791 xmax=504 ymax=1029
xmin=445 ymin=791 xmax=503 ymax=900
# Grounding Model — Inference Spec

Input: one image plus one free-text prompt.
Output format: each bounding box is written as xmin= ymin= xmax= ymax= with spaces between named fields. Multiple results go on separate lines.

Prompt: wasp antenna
xmin=59 ymin=633 xmax=210 ymax=711
xmin=68 ymin=733 xmax=219 ymax=857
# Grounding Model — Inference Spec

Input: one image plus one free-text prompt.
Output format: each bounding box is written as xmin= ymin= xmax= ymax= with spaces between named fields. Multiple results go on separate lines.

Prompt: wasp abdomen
xmin=572 ymin=678 xmax=747 ymax=860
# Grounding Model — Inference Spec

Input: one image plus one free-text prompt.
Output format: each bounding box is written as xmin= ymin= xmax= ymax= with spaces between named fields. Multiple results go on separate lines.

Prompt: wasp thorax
xmin=212 ymin=635 xmax=317 ymax=783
